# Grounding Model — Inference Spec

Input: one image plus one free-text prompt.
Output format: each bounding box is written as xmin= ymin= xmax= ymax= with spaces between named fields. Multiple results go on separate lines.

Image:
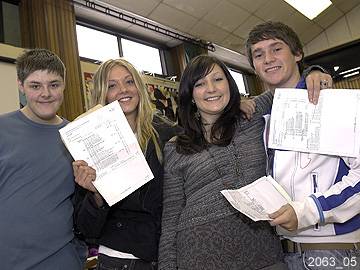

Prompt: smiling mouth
xmin=119 ymin=97 xmax=132 ymax=102
xmin=205 ymin=96 xmax=221 ymax=101
xmin=38 ymin=101 xmax=55 ymax=104
xmin=265 ymin=66 xmax=281 ymax=72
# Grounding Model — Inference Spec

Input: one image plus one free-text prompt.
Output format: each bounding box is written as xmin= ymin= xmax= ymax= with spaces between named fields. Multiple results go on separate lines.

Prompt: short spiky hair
xmin=245 ymin=21 xmax=304 ymax=73
xmin=16 ymin=48 xmax=66 ymax=83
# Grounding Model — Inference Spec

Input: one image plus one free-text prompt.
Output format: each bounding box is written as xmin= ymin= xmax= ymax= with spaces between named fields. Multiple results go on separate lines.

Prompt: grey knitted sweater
xmin=159 ymin=91 xmax=275 ymax=269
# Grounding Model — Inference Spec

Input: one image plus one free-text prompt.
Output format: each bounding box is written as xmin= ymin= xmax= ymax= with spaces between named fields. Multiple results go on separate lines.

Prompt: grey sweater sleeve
xmin=158 ymin=142 xmax=186 ymax=270
xmin=253 ymin=90 xmax=273 ymax=115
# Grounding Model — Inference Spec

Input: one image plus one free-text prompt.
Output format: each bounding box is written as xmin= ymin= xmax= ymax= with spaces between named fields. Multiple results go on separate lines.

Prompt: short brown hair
xmin=16 ymin=48 xmax=66 ymax=83
xmin=245 ymin=21 xmax=304 ymax=73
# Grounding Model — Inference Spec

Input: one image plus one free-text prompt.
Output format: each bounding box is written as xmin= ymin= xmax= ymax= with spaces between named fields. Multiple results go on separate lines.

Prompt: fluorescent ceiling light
xmin=343 ymin=71 xmax=359 ymax=78
xmin=339 ymin=66 xmax=360 ymax=75
xmin=284 ymin=0 xmax=332 ymax=20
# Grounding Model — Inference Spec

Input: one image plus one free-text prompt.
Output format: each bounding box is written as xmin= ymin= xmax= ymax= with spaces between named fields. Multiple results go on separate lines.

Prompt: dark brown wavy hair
xmin=176 ymin=55 xmax=241 ymax=155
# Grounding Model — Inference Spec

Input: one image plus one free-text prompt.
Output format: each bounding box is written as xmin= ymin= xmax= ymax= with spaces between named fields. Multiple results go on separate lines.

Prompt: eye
xmin=274 ymin=47 xmax=282 ymax=52
xmin=194 ymin=81 xmax=204 ymax=88
xmin=50 ymin=83 xmax=60 ymax=89
xmin=254 ymin=53 xmax=263 ymax=59
xmin=215 ymin=77 xmax=223 ymax=82
xmin=30 ymin=84 xmax=41 ymax=90
xmin=126 ymin=79 xmax=135 ymax=85
xmin=108 ymin=83 xmax=116 ymax=90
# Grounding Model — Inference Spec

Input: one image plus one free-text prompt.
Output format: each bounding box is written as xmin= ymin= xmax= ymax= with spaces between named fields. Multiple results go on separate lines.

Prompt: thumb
xmin=269 ymin=205 xmax=287 ymax=219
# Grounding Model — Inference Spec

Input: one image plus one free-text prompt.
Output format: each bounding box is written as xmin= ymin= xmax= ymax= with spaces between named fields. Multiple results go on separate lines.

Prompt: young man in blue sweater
xmin=0 ymin=49 xmax=84 ymax=270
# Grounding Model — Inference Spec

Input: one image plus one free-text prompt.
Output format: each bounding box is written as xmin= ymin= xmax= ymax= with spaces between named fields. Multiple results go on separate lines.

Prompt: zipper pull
xmin=311 ymin=173 xmax=320 ymax=231
xmin=312 ymin=174 xmax=318 ymax=193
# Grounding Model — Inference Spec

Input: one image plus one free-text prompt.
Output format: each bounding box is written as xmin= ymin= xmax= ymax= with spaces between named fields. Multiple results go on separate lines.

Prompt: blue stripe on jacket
xmin=315 ymin=159 xmax=360 ymax=234
xmin=334 ymin=158 xmax=349 ymax=184
xmin=334 ymin=215 xmax=360 ymax=235
xmin=317 ymin=182 xmax=360 ymax=211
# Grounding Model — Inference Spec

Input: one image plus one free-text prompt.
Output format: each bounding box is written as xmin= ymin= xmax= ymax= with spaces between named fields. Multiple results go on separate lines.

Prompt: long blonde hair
xmin=91 ymin=58 xmax=163 ymax=162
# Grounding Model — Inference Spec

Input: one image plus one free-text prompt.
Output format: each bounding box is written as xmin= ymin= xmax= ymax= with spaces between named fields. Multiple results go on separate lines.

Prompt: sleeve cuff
xmin=86 ymin=192 xmax=110 ymax=211
xmin=292 ymin=197 xmax=321 ymax=230
xmin=302 ymin=65 xmax=330 ymax=79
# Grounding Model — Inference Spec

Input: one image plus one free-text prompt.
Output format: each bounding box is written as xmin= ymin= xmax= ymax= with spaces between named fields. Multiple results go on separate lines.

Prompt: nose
xmin=40 ymin=85 xmax=51 ymax=97
xmin=206 ymin=81 xmax=216 ymax=92
xmin=264 ymin=50 xmax=275 ymax=64
xmin=116 ymin=82 xmax=128 ymax=94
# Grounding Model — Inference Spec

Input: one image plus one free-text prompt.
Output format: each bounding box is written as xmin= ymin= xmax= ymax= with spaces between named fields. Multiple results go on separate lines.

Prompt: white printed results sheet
xmin=221 ymin=176 xmax=291 ymax=221
xmin=59 ymin=101 xmax=154 ymax=206
xmin=269 ymin=88 xmax=360 ymax=157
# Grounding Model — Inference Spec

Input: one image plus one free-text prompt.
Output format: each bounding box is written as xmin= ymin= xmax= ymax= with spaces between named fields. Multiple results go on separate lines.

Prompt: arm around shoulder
xmin=253 ymin=90 xmax=273 ymax=115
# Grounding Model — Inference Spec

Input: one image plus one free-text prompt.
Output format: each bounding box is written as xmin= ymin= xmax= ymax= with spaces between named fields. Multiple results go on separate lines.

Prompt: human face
xmin=192 ymin=64 xmax=230 ymax=124
xmin=106 ymin=66 xmax=140 ymax=121
xmin=251 ymin=39 xmax=302 ymax=89
xmin=19 ymin=70 xmax=64 ymax=124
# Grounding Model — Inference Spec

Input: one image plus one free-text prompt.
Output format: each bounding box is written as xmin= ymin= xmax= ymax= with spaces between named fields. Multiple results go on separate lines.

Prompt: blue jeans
xmin=96 ymin=254 xmax=157 ymax=270
xmin=284 ymin=249 xmax=360 ymax=270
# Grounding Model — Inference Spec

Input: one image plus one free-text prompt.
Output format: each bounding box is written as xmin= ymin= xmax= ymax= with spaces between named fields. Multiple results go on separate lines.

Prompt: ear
xmin=18 ymin=80 xmax=25 ymax=94
xmin=294 ymin=51 xmax=303 ymax=63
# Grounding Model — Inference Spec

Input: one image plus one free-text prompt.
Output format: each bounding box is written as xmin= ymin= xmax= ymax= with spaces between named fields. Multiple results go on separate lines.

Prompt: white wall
xmin=0 ymin=61 xmax=19 ymax=114
xmin=0 ymin=43 xmax=24 ymax=114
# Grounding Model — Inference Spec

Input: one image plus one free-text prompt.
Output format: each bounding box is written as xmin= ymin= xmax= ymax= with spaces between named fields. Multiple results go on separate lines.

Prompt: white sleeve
xmin=293 ymin=156 xmax=360 ymax=229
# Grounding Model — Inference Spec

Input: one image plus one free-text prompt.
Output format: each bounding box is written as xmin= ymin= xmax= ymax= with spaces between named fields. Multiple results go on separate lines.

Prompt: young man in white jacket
xmin=244 ymin=21 xmax=360 ymax=270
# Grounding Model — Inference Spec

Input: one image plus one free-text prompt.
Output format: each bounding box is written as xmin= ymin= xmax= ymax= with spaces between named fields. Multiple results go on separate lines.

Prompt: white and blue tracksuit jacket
xmin=263 ymin=79 xmax=360 ymax=243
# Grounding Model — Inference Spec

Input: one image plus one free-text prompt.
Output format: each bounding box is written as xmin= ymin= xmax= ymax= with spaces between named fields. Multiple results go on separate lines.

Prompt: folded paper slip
xmin=221 ymin=175 xmax=292 ymax=221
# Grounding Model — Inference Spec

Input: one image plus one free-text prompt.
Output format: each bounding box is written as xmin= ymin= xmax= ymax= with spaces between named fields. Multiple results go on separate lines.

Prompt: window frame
xmin=76 ymin=21 xmax=167 ymax=75
xmin=227 ymin=66 xmax=250 ymax=96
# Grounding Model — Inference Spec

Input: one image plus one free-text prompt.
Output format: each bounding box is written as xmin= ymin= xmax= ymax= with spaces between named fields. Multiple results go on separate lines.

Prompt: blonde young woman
xmin=73 ymin=59 xmax=179 ymax=270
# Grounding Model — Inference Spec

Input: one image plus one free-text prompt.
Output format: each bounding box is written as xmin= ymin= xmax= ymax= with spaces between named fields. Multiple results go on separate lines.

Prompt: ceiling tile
xmin=284 ymin=12 xmax=319 ymax=37
xmin=163 ymin=0 xmax=220 ymax=19
xmin=347 ymin=3 xmax=360 ymax=39
xmin=332 ymin=0 xmax=360 ymax=13
xmin=99 ymin=0 xmax=161 ymax=17
xmin=190 ymin=20 xmax=230 ymax=44
xmin=303 ymin=44 xmax=309 ymax=56
xmin=326 ymin=17 xmax=352 ymax=47
xmin=148 ymin=3 xmax=198 ymax=33
xmin=304 ymin=32 xmax=329 ymax=56
xmin=220 ymin=34 xmax=245 ymax=54
xmin=233 ymin=16 xmax=264 ymax=40
xmin=87 ymin=0 xmax=360 ymax=70
xmin=298 ymin=23 xmax=323 ymax=45
xmin=313 ymin=5 xmax=343 ymax=28
xmin=202 ymin=1 xmax=251 ymax=32
xmin=255 ymin=0 xmax=295 ymax=22
xmin=227 ymin=0 xmax=264 ymax=13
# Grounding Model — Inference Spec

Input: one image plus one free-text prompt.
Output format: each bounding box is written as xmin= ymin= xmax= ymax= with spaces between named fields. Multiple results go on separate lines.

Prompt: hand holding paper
xmin=221 ymin=176 xmax=292 ymax=221
xmin=269 ymin=204 xmax=298 ymax=231
xmin=269 ymin=88 xmax=360 ymax=157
